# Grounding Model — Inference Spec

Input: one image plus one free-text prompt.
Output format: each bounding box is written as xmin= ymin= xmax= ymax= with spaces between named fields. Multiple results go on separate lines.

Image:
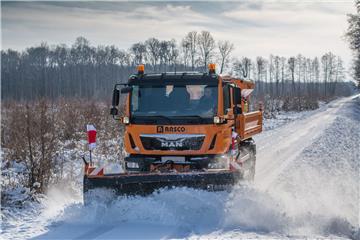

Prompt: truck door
xmin=231 ymin=86 xmax=242 ymax=135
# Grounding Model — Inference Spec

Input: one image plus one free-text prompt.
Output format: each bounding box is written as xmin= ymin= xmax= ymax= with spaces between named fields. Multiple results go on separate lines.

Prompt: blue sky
xmin=1 ymin=1 xmax=356 ymax=69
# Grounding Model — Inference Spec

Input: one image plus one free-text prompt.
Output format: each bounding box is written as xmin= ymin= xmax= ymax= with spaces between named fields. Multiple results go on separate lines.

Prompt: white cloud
xmin=2 ymin=3 xmax=214 ymax=48
xmin=217 ymin=1 xmax=354 ymax=68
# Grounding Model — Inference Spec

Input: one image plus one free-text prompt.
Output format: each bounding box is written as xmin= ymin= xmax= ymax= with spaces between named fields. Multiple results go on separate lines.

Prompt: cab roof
xmin=127 ymin=72 xmax=219 ymax=86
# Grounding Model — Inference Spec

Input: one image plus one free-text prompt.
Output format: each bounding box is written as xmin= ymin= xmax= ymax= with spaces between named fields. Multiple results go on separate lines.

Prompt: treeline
xmin=1 ymin=31 xmax=355 ymax=102
xmin=1 ymin=31 xmax=229 ymax=100
xmin=232 ymin=53 xmax=348 ymax=99
xmin=231 ymin=53 xmax=356 ymax=113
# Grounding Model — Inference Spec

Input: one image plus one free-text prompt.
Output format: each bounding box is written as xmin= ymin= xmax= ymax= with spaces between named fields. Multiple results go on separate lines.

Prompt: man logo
xmin=157 ymin=126 xmax=164 ymax=133
xmin=160 ymin=140 xmax=183 ymax=148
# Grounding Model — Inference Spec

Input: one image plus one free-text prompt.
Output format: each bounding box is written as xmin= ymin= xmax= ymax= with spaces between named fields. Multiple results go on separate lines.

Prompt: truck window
xmin=131 ymin=86 xmax=139 ymax=111
xmin=223 ymin=85 xmax=231 ymax=114
xmin=130 ymin=84 xmax=218 ymax=118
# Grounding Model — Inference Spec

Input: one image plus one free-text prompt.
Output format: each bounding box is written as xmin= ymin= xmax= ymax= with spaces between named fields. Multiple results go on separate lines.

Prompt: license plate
xmin=161 ymin=156 xmax=185 ymax=163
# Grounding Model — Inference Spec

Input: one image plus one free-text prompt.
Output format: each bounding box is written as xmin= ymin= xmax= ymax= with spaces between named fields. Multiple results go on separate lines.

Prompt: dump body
xmin=84 ymin=66 xmax=262 ymax=198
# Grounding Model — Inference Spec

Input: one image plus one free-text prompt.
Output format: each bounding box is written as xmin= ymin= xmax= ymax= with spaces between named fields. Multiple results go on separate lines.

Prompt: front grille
xmin=140 ymin=134 xmax=205 ymax=151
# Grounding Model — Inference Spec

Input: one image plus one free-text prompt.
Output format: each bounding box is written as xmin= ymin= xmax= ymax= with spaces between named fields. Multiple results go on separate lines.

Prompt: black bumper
xmin=84 ymin=170 xmax=242 ymax=197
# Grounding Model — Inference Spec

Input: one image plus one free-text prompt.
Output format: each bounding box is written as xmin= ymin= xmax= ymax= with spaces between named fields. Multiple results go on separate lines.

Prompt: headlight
xmin=213 ymin=116 xmax=221 ymax=124
xmin=122 ymin=116 xmax=130 ymax=124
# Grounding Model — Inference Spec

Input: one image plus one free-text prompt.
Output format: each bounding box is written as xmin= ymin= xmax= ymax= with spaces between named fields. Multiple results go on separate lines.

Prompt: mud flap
xmin=83 ymin=171 xmax=243 ymax=198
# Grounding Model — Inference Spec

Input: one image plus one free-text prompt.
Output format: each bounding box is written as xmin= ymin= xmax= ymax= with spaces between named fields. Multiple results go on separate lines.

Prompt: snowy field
xmin=1 ymin=95 xmax=359 ymax=240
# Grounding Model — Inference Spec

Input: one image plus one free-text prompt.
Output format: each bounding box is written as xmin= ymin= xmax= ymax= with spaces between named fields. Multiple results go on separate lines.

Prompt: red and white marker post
xmin=86 ymin=124 xmax=97 ymax=165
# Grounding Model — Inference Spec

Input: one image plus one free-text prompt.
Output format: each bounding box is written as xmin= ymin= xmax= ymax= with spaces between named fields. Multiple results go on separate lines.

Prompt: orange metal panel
xmin=124 ymin=123 xmax=233 ymax=155
xmin=236 ymin=111 xmax=263 ymax=140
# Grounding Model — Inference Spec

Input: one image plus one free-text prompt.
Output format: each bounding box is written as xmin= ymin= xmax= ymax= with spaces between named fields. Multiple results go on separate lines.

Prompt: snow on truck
xmin=83 ymin=64 xmax=263 ymax=199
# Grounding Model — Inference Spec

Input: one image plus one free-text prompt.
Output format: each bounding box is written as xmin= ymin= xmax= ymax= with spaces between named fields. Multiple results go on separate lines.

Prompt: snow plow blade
xmin=83 ymin=171 xmax=242 ymax=197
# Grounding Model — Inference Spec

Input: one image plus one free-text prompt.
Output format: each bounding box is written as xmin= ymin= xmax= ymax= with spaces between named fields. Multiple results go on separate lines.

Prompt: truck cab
xmin=111 ymin=64 xmax=262 ymax=176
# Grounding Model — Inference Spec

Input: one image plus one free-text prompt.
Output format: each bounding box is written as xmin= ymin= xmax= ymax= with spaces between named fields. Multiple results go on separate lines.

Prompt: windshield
xmin=131 ymin=84 xmax=218 ymax=118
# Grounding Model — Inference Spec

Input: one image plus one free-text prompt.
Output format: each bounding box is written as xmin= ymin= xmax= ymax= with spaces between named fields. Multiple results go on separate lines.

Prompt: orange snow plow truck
xmin=83 ymin=64 xmax=262 ymax=198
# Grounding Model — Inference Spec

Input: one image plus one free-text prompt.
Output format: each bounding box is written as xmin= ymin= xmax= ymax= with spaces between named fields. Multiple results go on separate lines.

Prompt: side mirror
xmin=233 ymin=105 xmax=242 ymax=115
xmin=111 ymin=88 xmax=120 ymax=117
xmin=112 ymin=88 xmax=120 ymax=107
xmin=120 ymin=86 xmax=133 ymax=94
xmin=110 ymin=107 xmax=118 ymax=116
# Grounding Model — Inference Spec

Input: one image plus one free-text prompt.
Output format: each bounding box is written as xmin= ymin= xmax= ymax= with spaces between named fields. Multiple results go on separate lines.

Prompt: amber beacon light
xmin=137 ymin=64 xmax=145 ymax=74
xmin=208 ymin=63 xmax=216 ymax=74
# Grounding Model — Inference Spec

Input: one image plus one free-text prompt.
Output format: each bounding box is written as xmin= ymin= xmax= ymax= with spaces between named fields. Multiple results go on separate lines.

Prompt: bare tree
xmin=274 ymin=56 xmax=280 ymax=97
xmin=130 ymin=42 xmax=147 ymax=65
xmin=280 ymin=57 xmax=286 ymax=96
xmin=197 ymin=31 xmax=215 ymax=70
xmin=181 ymin=39 xmax=191 ymax=69
xmin=333 ymin=56 xmax=345 ymax=94
xmin=296 ymin=54 xmax=303 ymax=95
xmin=145 ymin=38 xmax=161 ymax=71
xmin=312 ymin=57 xmax=320 ymax=95
xmin=233 ymin=57 xmax=251 ymax=79
xmin=218 ymin=40 xmax=234 ymax=74
xmin=256 ymin=57 xmax=267 ymax=96
xmin=269 ymin=55 xmax=274 ymax=96
xmin=288 ymin=57 xmax=296 ymax=94
xmin=183 ymin=31 xmax=198 ymax=70
xmin=167 ymin=39 xmax=179 ymax=71
xmin=346 ymin=0 xmax=360 ymax=87
xmin=159 ymin=40 xmax=170 ymax=71
xmin=321 ymin=52 xmax=336 ymax=97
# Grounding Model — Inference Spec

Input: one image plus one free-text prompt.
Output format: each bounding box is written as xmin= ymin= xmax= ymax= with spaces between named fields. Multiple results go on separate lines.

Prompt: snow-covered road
xmin=255 ymin=96 xmax=358 ymax=190
xmin=2 ymin=95 xmax=359 ymax=240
